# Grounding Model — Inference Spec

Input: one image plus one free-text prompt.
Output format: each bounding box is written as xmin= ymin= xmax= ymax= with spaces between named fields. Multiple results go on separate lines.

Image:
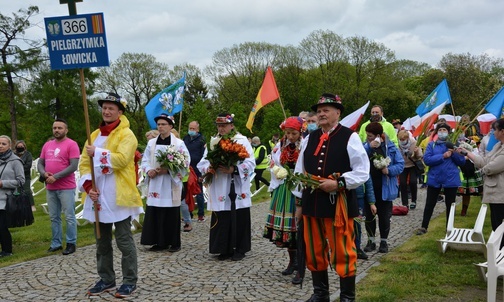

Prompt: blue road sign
xmin=45 ymin=13 xmax=109 ymax=70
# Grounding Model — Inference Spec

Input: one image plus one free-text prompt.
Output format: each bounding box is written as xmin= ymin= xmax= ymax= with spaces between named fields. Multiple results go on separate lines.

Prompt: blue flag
xmin=415 ymin=79 xmax=452 ymax=117
xmin=484 ymin=86 xmax=504 ymax=119
xmin=145 ymin=73 xmax=185 ymax=129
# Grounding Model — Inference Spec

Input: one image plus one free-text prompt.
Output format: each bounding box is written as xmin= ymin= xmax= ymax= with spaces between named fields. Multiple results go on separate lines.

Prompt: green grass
xmin=2 ymin=181 xmax=97 ymax=267
xmin=357 ymin=196 xmax=491 ymax=302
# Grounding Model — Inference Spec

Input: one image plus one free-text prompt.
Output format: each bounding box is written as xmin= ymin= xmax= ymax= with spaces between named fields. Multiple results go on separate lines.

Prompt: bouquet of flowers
xmin=203 ymin=134 xmax=250 ymax=185
xmin=371 ymin=153 xmax=391 ymax=169
xmin=458 ymin=141 xmax=475 ymax=152
xmin=271 ymin=165 xmax=289 ymax=180
xmin=283 ymin=165 xmax=338 ymax=193
xmin=155 ymin=145 xmax=190 ymax=174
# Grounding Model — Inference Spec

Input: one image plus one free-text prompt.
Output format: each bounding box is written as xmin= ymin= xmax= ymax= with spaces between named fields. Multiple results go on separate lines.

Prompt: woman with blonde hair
xmin=0 ymin=135 xmax=25 ymax=257
xmin=397 ymin=130 xmax=423 ymax=209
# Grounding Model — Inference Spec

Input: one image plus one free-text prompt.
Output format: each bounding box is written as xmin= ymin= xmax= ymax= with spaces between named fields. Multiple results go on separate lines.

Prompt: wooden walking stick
xmin=79 ymin=69 xmax=101 ymax=239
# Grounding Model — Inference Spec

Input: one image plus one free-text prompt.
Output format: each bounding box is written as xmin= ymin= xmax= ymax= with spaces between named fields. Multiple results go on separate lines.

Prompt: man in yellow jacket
xmin=358 ymin=105 xmax=398 ymax=147
xmin=78 ymin=93 xmax=143 ymax=299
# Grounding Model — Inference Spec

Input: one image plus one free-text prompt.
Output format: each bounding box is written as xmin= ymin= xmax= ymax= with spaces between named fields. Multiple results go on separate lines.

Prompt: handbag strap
xmin=0 ymin=158 xmax=24 ymax=190
xmin=0 ymin=162 xmax=8 ymax=179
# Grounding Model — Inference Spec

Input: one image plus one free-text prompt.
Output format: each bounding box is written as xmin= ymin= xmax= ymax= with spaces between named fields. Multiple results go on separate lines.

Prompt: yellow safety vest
xmin=254 ymin=145 xmax=269 ymax=169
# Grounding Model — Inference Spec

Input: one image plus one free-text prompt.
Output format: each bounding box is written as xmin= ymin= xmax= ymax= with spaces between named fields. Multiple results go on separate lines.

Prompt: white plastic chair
xmin=485 ymin=222 xmax=504 ymax=302
xmin=437 ymin=203 xmax=487 ymax=257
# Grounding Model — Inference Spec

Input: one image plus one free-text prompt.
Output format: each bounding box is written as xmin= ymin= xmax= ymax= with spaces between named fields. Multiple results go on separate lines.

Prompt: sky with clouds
xmin=3 ymin=0 xmax=504 ymax=71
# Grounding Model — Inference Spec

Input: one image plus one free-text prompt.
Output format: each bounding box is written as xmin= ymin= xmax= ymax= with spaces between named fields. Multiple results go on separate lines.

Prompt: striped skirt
xmin=263 ymin=182 xmax=297 ymax=248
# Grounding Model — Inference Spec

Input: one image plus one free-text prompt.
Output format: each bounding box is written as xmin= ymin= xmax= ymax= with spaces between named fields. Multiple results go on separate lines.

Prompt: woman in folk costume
xmin=197 ymin=113 xmax=255 ymax=261
xmin=140 ymin=114 xmax=190 ymax=252
xmin=263 ymin=116 xmax=304 ymax=280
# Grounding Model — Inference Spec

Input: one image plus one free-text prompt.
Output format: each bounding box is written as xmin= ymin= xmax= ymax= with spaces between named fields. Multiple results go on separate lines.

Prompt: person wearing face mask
xmin=302 ymin=111 xmax=319 ymax=138
xmin=416 ymin=123 xmax=465 ymax=235
xmin=363 ymin=122 xmax=404 ymax=254
xmin=183 ymin=121 xmax=207 ymax=222
xmin=14 ymin=140 xmax=36 ymax=212
xmin=251 ymin=137 xmax=270 ymax=192
xmin=397 ymin=130 xmax=423 ymax=209
xmin=358 ymin=105 xmax=398 ymax=147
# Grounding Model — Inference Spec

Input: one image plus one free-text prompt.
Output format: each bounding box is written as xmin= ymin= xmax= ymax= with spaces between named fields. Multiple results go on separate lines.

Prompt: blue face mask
xmin=188 ymin=130 xmax=197 ymax=136
xmin=307 ymin=123 xmax=318 ymax=133
xmin=437 ymin=132 xmax=448 ymax=141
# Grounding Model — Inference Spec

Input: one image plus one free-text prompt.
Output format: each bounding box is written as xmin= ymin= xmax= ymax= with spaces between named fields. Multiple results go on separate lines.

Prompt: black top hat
xmin=98 ymin=92 xmax=127 ymax=111
xmin=311 ymin=93 xmax=344 ymax=113
xmin=154 ymin=113 xmax=175 ymax=126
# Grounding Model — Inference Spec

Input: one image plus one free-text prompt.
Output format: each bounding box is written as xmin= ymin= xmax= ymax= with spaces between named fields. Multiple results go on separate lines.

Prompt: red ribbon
xmin=314 ymin=132 xmax=328 ymax=156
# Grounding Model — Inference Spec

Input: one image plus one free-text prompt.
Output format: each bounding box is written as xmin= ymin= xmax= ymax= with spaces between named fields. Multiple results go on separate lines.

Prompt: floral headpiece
xmin=215 ymin=114 xmax=235 ymax=124
xmin=311 ymin=93 xmax=344 ymax=113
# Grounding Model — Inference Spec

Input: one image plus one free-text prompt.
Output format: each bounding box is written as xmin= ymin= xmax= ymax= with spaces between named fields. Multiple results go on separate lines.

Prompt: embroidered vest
xmin=302 ymin=125 xmax=358 ymax=218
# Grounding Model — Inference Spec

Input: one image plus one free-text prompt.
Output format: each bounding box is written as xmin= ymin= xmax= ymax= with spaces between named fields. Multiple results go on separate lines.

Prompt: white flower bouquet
xmin=272 ymin=165 xmax=288 ymax=180
xmin=371 ymin=153 xmax=391 ymax=169
xmin=155 ymin=145 xmax=189 ymax=174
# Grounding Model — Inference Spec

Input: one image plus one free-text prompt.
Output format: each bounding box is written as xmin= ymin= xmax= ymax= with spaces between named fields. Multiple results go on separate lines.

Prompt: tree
xmin=0 ymin=5 xmax=43 ymax=142
xmin=299 ymin=29 xmax=347 ymax=92
xmin=22 ymin=63 xmax=100 ymax=154
xmin=439 ymin=52 xmax=504 ymax=115
xmin=96 ymin=52 xmax=170 ymax=138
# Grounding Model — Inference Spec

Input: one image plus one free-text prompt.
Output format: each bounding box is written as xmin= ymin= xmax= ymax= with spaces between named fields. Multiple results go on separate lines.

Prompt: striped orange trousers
xmin=303 ymin=215 xmax=357 ymax=277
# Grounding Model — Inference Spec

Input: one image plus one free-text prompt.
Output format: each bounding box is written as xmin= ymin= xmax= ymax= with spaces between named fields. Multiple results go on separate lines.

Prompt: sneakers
xmin=357 ymin=248 xmax=369 ymax=260
xmin=409 ymin=202 xmax=416 ymax=210
xmin=437 ymin=195 xmax=444 ymax=203
xmin=198 ymin=216 xmax=206 ymax=222
xmin=0 ymin=251 xmax=13 ymax=257
xmin=62 ymin=243 xmax=76 ymax=255
xmin=115 ymin=283 xmax=136 ymax=298
xmin=416 ymin=227 xmax=427 ymax=235
xmin=378 ymin=241 xmax=389 ymax=253
xmin=47 ymin=246 xmax=62 ymax=253
xmin=363 ymin=241 xmax=376 ymax=253
xmin=87 ymin=280 xmax=116 ymax=296
xmin=183 ymin=223 xmax=192 ymax=232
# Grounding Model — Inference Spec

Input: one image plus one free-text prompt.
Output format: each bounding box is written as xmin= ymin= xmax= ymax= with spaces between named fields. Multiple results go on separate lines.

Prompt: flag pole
xmin=178 ymin=110 xmax=183 ymax=134
xmin=79 ymin=69 xmax=101 ymax=239
xmin=278 ymin=96 xmax=287 ymax=120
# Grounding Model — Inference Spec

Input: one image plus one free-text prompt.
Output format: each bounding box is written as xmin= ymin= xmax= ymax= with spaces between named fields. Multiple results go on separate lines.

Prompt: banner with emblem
xmin=415 ymin=79 xmax=452 ymax=117
xmin=145 ymin=73 xmax=186 ymax=129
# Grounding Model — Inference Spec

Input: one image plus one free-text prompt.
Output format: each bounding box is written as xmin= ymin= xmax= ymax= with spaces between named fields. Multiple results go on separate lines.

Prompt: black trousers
xmin=421 ymin=186 xmax=457 ymax=230
xmin=254 ymin=169 xmax=270 ymax=190
xmin=364 ymin=199 xmax=392 ymax=240
xmin=0 ymin=210 xmax=12 ymax=253
xmin=399 ymin=167 xmax=418 ymax=206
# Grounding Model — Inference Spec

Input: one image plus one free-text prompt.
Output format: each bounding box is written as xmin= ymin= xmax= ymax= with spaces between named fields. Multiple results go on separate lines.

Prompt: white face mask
xmin=400 ymin=140 xmax=408 ymax=146
xmin=373 ymin=136 xmax=382 ymax=143
xmin=437 ymin=132 xmax=449 ymax=140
